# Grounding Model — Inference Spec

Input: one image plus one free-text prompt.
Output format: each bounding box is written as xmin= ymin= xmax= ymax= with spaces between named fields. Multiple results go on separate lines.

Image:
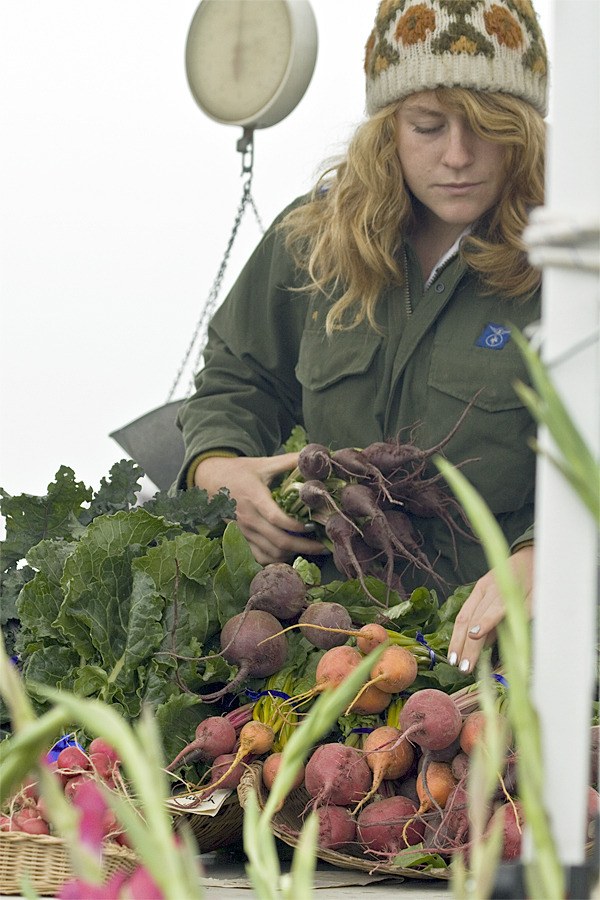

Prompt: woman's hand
xmin=193 ymin=453 xmax=328 ymax=565
xmin=447 ymin=545 xmax=534 ymax=675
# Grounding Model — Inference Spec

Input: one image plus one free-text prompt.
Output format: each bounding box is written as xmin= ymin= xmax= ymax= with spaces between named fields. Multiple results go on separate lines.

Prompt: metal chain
xmin=167 ymin=130 xmax=265 ymax=402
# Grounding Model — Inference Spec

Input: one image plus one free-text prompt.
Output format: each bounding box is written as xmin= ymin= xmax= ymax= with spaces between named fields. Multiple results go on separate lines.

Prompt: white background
xmin=0 ymin=0 xmax=554 ymax=504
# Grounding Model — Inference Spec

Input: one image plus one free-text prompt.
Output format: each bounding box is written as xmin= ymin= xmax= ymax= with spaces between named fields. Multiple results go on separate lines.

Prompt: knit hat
xmin=365 ymin=0 xmax=548 ymax=116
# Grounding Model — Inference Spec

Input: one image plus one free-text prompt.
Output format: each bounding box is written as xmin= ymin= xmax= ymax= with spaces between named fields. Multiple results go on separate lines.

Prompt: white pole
xmin=527 ymin=0 xmax=600 ymax=870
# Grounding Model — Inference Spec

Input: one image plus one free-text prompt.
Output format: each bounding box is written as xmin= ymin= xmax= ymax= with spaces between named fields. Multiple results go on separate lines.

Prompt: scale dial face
xmin=186 ymin=0 xmax=317 ymax=128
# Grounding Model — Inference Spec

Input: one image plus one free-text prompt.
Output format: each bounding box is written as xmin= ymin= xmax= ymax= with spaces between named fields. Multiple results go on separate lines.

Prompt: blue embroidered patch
xmin=476 ymin=323 xmax=511 ymax=349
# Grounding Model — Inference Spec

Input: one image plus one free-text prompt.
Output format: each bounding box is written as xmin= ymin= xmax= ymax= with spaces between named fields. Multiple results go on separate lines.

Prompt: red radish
xmin=13 ymin=807 xmax=50 ymax=835
xmin=297 ymin=443 xmax=333 ymax=481
xmin=297 ymin=602 xmax=353 ymax=649
xmin=57 ymin=745 xmax=91 ymax=775
xmin=248 ymin=563 xmax=307 ymax=621
xmin=416 ymin=761 xmax=457 ymax=814
xmin=197 ymin=722 xmax=274 ymax=795
xmin=317 ymin=805 xmax=357 ymax=849
xmin=398 ymin=689 xmax=463 ymax=752
xmin=304 ymin=743 xmax=372 ymax=808
xmin=0 ymin=815 xmax=12 ymax=831
xmin=64 ymin=773 xmax=95 ymax=802
xmin=201 ymin=610 xmax=288 ymax=702
xmin=88 ymin=738 xmax=120 ymax=781
xmin=165 ymin=716 xmax=237 ymax=772
xmin=357 ymin=795 xmax=425 ymax=852
xmin=353 ymin=726 xmax=415 ymax=813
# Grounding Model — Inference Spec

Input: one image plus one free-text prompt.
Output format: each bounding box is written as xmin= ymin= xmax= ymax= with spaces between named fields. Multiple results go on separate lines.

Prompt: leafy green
xmin=0 ymin=461 xmax=243 ymax=740
xmin=0 ymin=466 xmax=92 ymax=570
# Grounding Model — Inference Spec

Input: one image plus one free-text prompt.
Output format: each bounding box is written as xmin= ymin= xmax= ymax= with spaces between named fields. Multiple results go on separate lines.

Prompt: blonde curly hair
xmin=282 ymin=87 xmax=545 ymax=335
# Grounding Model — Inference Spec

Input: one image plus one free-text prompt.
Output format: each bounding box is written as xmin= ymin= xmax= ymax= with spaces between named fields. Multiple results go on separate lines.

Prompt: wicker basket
xmin=171 ymin=791 xmax=244 ymax=853
xmin=0 ymin=831 xmax=139 ymax=896
xmin=237 ymin=761 xmax=450 ymax=881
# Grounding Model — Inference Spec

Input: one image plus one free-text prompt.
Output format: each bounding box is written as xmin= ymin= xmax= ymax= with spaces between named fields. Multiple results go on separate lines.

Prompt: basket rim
xmin=0 ymin=828 xmax=138 ymax=861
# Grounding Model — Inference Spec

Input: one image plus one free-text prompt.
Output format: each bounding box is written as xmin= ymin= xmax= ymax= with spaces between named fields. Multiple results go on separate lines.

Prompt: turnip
xmin=197 ymin=721 xmax=274 ymax=795
xmin=200 ymin=610 xmax=288 ymax=702
xmin=361 ymin=393 xmax=480 ymax=478
xmin=316 ymin=805 xmax=357 ymax=850
xmin=248 ymin=563 xmax=308 ymax=621
xmin=297 ymin=443 xmax=333 ymax=481
xmin=357 ymin=795 xmax=425 ymax=853
xmin=416 ymin=761 xmax=457 ymax=815
xmin=262 ymin=752 xmax=305 ymax=806
xmin=355 ymin=622 xmax=390 ymax=654
xmin=304 ymin=743 xmax=372 ymax=808
xmin=298 ymin=480 xmax=348 ymax=525
xmin=326 ymin=513 xmax=386 ymax=606
xmin=451 ymin=751 xmax=470 ymax=782
xmin=329 ymin=447 xmax=393 ymax=501
xmin=353 ymin=726 xmax=415 ymax=813
xmin=205 ymin=753 xmax=248 ymax=792
xmin=346 ymin=683 xmax=392 ymax=716
xmin=297 ymin=602 xmax=353 ymax=649
xmin=399 ymin=689 xmax=463 ymax=752
xmin=348 ymin=645 xmax=418 ymax=712
xmin=486 ymin=801 xmax=523 ymax=860
xmin=341 ymin=483 xmax=440 ymax=586
xmin=165 ymin=716 xmax=237 ymax=772
xmin=435 ymin=782 xmax=470 ymax=849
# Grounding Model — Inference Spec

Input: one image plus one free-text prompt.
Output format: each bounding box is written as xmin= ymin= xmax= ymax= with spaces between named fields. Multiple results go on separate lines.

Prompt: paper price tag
xmin=166 ymin=788 xmax=232 ymax=817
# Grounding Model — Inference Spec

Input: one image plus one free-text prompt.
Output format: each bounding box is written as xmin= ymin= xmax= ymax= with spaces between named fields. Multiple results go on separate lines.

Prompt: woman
xmin=176 ymin=0 xmax=548 ymax=675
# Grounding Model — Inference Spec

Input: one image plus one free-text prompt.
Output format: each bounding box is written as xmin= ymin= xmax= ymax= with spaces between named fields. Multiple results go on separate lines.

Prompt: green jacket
xmin=177 ymin=199 xmax=540 ymax=595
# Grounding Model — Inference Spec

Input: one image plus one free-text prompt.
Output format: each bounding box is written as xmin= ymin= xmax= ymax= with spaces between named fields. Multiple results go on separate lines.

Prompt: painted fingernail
xmin=459 ymin=659 xmax=470 ymax=673
xmin=448 ymin=652 xmax=457 ymax=666
xmin=469 ymin=625 xmax=481 ymax=635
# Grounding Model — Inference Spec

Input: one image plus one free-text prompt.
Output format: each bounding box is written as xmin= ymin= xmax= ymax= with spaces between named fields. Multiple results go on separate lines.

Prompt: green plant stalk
xmin=243 ymin=791 xmax=279 ymax=900
xmin=0 ymin=706 xmax=71 ymax=804
xmin=244 ymin=645 xmax=385 ymax=898
xmin=36 ymin=690 xmax=202 ymax=900
xmin=284 ymin=811 xmax=318 ymax=900
xmin=436 ymin=458 xmax=565 ymax=900
xmin=511 ymin=328 xmax=600 ymax=523
xmin=461 ymin=656 xmax=508 ymax=899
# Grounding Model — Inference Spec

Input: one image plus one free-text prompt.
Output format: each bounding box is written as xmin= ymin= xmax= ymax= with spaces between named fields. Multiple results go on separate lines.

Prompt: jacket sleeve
xmin=174 ymin=200 xmax=308 ymax=488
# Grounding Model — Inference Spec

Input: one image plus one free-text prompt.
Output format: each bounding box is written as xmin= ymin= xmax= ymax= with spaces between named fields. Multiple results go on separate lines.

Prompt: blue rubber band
xmin=47 ymin=735 xmax=86 ymax=763
xmin=415 ymin=632 xmax=436 ymax=669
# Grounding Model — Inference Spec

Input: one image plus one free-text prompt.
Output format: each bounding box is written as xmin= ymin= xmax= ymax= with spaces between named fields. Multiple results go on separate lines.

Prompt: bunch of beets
xmin=280 ymin=412 xmax=476 ymax=601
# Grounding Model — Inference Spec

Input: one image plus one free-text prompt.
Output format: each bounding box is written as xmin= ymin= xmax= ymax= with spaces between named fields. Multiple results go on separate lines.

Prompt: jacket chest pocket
xmin=295 ymin=330 xmax=383 ymax=449
xmin=427 ymin=343 xmax=536 ymax=514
